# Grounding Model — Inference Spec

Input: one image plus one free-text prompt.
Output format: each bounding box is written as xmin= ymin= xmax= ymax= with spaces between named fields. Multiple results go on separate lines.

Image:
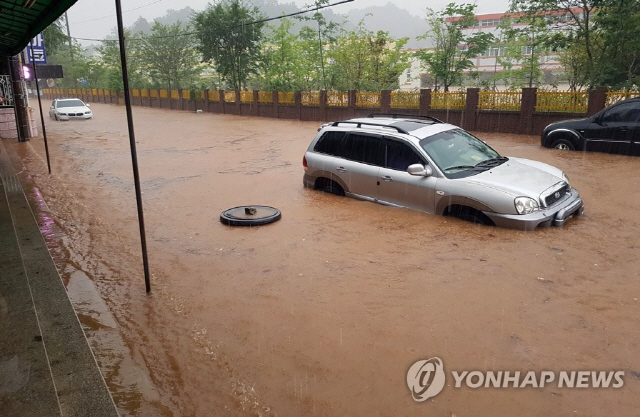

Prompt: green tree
xmin=508 ymin=0 xmax=640 ymax=88
xmin=43 ymin=18 xmax=68 ymax=56
xmin=260 ymin=18 xmax=303 ymax=91
xmin=594 ymin=0 xmax=640 ymax=87
xmin=328 ymin=19 xmax=409 ymax=91
xmin=141 ymin=22 xmax=201 ymax=90
xmin=46 ymin=42 xmax=90 ymax=88
xmin=557 ymin=42 xmax=591 ymax=91
xmin=497 ymin=15 xmax=550 ymax=88
xmin=296 ymin=0 xmax=342 ymax=90
xmin=192 ymin=0 xmax=265 ymax=90
xmin=96 ymin=30 xmax=145 ymax=91
xmin=415 ymin=3 xmax=495 ymax=91
xmin=297 ymin=26 xmax=327 ymax=90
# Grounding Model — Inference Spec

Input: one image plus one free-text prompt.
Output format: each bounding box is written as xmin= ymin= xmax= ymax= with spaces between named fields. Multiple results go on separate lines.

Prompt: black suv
xmin=541 ymin=97 xmax=640 ymax=156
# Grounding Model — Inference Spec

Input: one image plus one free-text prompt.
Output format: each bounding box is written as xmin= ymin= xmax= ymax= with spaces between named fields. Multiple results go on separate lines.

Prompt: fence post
xmin=252 ymin=90 xmax=259 ymax=116
xmin=381 ymin=90 xmax=391 ymax=113
xmin=204 ymin=89 xmax=209 ymax=113
xmin=320 ymin=90 xmax=327 ymax=122
xmin=220 ymin=89 xmax=226 ymax=114
xmin=419 ymin=89 xmax=431 ymax=116
xmin=463 ymin=88 xmax=479 ymax=131
xmin=235 ymin=89 xmax=240 ymax=114
xmin=349 ymin=90 xmax=356 ymax=116
xmin=295 ymin=91 xmax=302 ymax=120
xmin=272 ymin=91 xmax=278 ymax=118
xmin=520 ymin=87 xmax=537 ymax=135
xmin=587 ymin=86 xmax=607 ymax=116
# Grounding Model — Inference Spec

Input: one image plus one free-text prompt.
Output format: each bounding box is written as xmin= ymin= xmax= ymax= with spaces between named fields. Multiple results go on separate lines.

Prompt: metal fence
xmin=302 ymin=91 xmax=320 ymax=106
xmin=535 ymin=91 xmax=588 ymax=113
xmin=224 ymin=91 xmax=236 ymax=103
xmin=258 ymin=91 xmax=273 ymax=104
xmin=327 ymin=91 xmax=348 ymax=107
xmin=478 ymin=91 xmax=521 ymax=111
xmin=605 ymin=90 xmax=640 ymax=106
xmin=41 ymin=87 xmax=639 ymax=114
xmin=278 ymin=92 xmax=295 ymax=105
xmin=356 ymin=92 xmax=381 ymax=108
xmin=390 ymin=91 xmax=420 ymax=109
xmin=431 ymin=91 xmax=466 ymax=110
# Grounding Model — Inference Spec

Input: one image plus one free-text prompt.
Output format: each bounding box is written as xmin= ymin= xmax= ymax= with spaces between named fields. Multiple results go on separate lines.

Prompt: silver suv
xmin=302 ymin=114 xmax=584 ymax=230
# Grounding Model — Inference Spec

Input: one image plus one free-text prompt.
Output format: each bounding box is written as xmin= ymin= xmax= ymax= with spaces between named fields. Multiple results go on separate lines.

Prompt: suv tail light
xmin=302 ymin=155 xmax=308 ymax=168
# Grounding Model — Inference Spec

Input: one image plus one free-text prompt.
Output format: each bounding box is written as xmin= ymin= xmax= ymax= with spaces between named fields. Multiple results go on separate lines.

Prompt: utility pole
xmin=65 ymin=12 xmax=78 ymax=90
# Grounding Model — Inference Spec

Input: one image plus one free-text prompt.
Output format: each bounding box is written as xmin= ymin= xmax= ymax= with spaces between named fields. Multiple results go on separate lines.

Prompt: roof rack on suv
xmin=367 ymin=113 xmax=443 ymax=124
xmin=330 ymin=120 xmax=409 ymax=134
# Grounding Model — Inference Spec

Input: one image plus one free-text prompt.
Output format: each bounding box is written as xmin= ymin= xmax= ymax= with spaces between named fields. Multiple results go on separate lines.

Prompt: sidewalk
xmin=0 ymin=138 xmax=119 ymax=416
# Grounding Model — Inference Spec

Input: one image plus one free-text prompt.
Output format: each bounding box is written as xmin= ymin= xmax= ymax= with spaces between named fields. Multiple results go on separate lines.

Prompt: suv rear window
xmin=340 ymin=133 xmax=385 ymax=166
xmin=314 ymin=131 xmax=346 ymax=156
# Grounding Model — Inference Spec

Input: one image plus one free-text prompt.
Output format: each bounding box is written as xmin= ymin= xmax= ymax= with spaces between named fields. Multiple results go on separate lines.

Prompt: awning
xmin=0 ymin=0 xmax=78 ymax=56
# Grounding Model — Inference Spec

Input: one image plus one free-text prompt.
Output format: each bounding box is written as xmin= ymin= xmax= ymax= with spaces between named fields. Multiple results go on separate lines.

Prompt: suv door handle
xmin=336 ymin=166 xmax=347 ymax=173
xmin=381 ymin=175 xmax=393 ymax=182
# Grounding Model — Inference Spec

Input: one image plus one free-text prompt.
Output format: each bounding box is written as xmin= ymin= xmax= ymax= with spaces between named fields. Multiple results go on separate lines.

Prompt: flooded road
xmin=8 ymin=102 xmax=640 ymax=416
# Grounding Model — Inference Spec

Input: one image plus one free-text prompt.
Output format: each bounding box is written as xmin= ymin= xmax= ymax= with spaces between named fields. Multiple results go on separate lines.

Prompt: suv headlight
xmin=562 ymin=172 xmax=570 ymax=188
xmin=515 ymin=197 xmax=540 ymax=214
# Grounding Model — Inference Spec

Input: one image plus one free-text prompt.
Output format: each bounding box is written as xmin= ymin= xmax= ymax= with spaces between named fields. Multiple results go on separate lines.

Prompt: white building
xmin=398 ymin=10 xmax=577 ymax=90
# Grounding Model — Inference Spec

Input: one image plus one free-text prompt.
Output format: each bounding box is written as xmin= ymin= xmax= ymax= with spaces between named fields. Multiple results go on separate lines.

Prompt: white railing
xmin=0 ymin=75 xmax=14 ymax=107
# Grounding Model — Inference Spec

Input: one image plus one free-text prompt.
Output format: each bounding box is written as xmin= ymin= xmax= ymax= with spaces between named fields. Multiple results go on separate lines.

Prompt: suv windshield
xmin=420 ymin=129 xmax=506 ymax=178
xmin=57 ymin=99 xmax=85 ymax=108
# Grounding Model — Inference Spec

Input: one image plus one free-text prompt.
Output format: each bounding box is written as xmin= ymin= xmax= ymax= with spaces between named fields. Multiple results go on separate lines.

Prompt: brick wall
xmin=0 ymin=108 xmax=17 ymax=139
xmin=42 ymin=88 xmax=611 ymax=137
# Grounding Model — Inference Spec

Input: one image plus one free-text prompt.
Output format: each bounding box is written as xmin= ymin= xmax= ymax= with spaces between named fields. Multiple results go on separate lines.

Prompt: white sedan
xmin=49 ymin=98 xmax=93 ymax=121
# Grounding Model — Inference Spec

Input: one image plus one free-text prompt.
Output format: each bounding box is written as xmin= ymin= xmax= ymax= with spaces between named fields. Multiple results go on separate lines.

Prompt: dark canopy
xmin=0 ymin=0 xmax=78 ymax=56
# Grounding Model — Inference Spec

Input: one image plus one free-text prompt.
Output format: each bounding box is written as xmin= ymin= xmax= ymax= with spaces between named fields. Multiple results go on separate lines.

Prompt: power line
xmin=71 ymin=0 xmax=354 ymax=42
xmin=73 ymin=0 xmax=166 ymax=25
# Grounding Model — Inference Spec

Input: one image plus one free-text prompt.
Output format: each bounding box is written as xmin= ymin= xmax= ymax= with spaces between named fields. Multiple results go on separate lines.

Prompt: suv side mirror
xmin=86 ymin=103 xmax=91 ymax=107
xmin=408 ymin=164 xmax=433 ymax=177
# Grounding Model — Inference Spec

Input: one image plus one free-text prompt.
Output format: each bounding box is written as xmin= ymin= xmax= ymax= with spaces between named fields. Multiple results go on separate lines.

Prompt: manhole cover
xmin=220 ymin=205 xmax=281 ymax=226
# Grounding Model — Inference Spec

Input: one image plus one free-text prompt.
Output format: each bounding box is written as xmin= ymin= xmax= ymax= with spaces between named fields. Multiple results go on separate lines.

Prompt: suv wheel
xmin=446 ymin=206 xmax=493 ymax=226
xmin=317 ymin=179 xmax=345 ymax=196
xmin=550 ymin=138 xmax=575 ymax=150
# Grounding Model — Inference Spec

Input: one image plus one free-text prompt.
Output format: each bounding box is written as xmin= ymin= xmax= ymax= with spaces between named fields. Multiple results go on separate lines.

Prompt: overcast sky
xmin=66 ymin=0 xmax=510 ymax=43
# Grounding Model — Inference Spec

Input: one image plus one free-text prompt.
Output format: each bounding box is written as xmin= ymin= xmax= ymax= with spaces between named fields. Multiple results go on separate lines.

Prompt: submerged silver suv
xmin=302 ymin=114 xmax=584 ymax=230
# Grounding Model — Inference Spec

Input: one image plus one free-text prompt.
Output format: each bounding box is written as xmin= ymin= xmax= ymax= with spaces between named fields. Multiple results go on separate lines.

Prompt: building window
xmin=522 ymin=46 xmax=534 ymax=55
xmin=479 ymin=18 xmax=502 ymax=27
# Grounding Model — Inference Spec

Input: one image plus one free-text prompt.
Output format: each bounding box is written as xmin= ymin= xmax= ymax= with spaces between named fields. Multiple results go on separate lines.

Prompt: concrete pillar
xmin=520 ymin=87 xmax=537 ymax=135
xmin=463 ymin=88 xmax=479 ymax=131
xmin=419 ymin=89 xmax=431 ymax=117
xmin=272 ymin=91 xmax=278 ymax=118
xmin=295 ymin=91 xmax=302 ymax=119
xmin=252 ymin=90 xmax=259 ymax=116
xmin=319 ymin=90 xmax=327 ymax=122
xmin=587 ymin=86 xmax=608 ymax=116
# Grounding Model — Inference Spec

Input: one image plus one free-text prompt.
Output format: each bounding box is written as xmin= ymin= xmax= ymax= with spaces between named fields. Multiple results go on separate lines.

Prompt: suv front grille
xmin=544 ymin=183 xmax=571 ymax=207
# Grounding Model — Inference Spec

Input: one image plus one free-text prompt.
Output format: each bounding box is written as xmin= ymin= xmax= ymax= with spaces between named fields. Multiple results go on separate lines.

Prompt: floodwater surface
xmin=8 ymin=103 xmax=640 ymax=416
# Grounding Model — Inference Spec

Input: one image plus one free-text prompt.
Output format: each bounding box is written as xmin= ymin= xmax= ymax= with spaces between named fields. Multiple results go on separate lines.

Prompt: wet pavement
xmin=0 ymin=137 xmax=119 ymax=417
xmin=7 ymin=102 xmax=640 ymax=416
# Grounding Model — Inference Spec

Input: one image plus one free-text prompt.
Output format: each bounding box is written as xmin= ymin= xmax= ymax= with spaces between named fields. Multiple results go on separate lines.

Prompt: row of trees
xmin=42 ymin=0 xmax=639 ymax=93
xmin=43 ymin=0 xmax=409 ymax=93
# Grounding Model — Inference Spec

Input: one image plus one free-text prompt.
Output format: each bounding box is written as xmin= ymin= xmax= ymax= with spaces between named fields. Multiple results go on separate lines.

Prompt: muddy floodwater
xmin=8 ymin=103 xmax=640 ymax=416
